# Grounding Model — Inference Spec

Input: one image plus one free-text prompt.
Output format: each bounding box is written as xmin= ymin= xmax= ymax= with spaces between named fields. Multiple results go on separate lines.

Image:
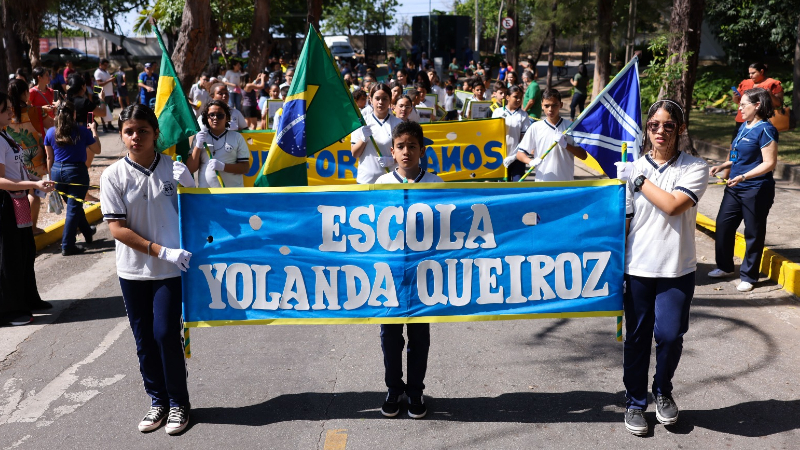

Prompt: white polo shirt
xmin=94 ymin=68 xmax=113 ymax=98
xmin=375 ymin=168 xmax=444 ymax=184
xmin=0 ymin=131 xmax=27 ymax=182
xmin=197 ymin=108 xmax=248 ymax=131
xmin=100 ymin=152 xmax=182 ymax=281
xmin=492 ymin=107 xmax=532 ymax=156
xmin=195 ymin=130 xmax=250 ymax=188
xmin=517 ymin=117 xmax=575 ymax=182
xmin=625 ymin=152 xmax=709 ymax=278
xmin=350 ymin=113 xmax=403 ymax=184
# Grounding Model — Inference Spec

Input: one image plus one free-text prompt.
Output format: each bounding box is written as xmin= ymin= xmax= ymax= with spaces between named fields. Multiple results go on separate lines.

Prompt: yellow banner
xmin=241 ymin=118 xmax=507 ymax=186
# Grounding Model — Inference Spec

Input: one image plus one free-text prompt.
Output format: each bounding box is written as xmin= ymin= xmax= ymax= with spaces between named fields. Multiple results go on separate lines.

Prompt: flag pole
xmin=202 ymin=142 xmax=225 ymax=187
xmin=616 ymin=141 xmax=627 ymax=342
xmin=312 ymin=24 xmax=391 ymax=174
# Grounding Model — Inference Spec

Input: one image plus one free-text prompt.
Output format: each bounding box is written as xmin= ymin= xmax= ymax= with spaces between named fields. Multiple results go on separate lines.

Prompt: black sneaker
xmin=165 ymin=405 xmax=189 ymax=435
xmin=62 ymin=245 xmax=85 ymax=256
xmin=3 ymin=312 xmax=33 ymax=326
xmin=107 ymin=123 xmax=117 ymax=131
xmin=407 ymin=395 xmax=427 ymax=419
xmin=29 ymin=300 xmax=53 ymax=310
xmin=138 ymin=406 xmax=167 ymax=432
xmin=380 ymin=392 xmax=402 ymax=417
xmin=654 ymin=394 xmax=679 ymax=425
xmin=84 ymin=225 xmax=97 ymax=244
xmin=624 ymin=408 xmax=648 ymax=436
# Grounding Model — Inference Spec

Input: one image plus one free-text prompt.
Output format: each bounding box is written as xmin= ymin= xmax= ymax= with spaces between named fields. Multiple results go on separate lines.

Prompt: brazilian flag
xmin=254 ymin=25 xmax=362 ymax=187
xmin=153 ymin=24 xmax=199 ymax=161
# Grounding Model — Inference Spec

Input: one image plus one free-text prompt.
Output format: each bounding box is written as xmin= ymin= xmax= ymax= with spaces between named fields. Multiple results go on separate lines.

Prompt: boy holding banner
xmin=515 ymin=89 xmax=587 ymax=181
xmin=495 ymin=86 xmax=532 ymax=180
xmin=374 ymin=121 xmax=442 ymax=418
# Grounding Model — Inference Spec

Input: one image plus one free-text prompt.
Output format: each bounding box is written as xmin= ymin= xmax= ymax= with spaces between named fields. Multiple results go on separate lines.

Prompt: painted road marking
xmin=323 ymin=429 xmax=348 ymax=450
xmin=3 ymin=320 xmax=128 ymax=424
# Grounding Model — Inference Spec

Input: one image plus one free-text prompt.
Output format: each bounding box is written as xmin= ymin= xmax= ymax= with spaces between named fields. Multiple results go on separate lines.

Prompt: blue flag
xmin=565 ymin=57 xmax=641 ymax=178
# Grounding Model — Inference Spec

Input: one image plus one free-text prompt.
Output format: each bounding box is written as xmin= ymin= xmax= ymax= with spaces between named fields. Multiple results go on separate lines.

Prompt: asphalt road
xmin=1 ymin=224 xmax=798 ymax=449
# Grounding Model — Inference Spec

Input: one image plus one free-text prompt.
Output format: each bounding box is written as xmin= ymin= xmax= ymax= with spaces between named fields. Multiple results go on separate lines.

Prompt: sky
xmin=113 ymin=0 xmax=455 ymax=37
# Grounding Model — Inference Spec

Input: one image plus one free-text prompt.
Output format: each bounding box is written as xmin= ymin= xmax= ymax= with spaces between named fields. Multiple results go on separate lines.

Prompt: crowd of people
xmin=0 ymin=47 xmax=786 ymax=437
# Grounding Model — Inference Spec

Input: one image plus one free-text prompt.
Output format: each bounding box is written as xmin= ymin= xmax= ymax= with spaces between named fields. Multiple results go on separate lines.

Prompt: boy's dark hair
xmin=392 ymin=120 xmax=424 ymax=148
xmin=100 ymin=59 xmax=110 ymax=65
xmin=445 ymin=84 xmax=454 ymax=91
xmin=280 ymin=86 xmax=289 ymax=97
xmin=743 ymin=87 xmax=775 ymax=120
xmin=201 ymin=99 xmax=232 ymax=129
xmin=542 ymin=88 xmax=562 ymax=102
xmin=352 ymin=89 xmax=367 ymax=101
xmin=472 ymin=79 xmax=485 ymax=89
xmin=493 ymin=81 xmax=507 ymax=92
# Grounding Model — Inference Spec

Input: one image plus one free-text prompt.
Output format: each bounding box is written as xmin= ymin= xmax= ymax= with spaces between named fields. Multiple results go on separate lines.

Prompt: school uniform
xmin=493 ymin=107 xmax=532 ymax=180
xmin=100 ymin=152 xmax=189 ymax=409
xmin=714 ymin=121 xmax=778 ymax=283
xmin=195 ymin=130 xmax=250 ymax=188
xmin=623 ymin=151 xmax=709 ymax=411
xmin=516 ymin=117 xmax=575 ymax=182
xmin=374 ymin=168 xmax=443 ymax=399
xmin=350 ymin=113 xmax=403 ymax=184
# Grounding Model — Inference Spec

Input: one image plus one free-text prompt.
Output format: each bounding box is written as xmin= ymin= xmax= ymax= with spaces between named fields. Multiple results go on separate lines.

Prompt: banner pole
xmin=616 ymin=141 xmax=627 ymax=342
xmin=203 ymin=142 xmax=225 ymax=187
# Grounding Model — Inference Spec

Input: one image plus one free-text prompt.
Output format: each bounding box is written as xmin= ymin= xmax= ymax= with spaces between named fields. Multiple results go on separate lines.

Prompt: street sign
xmin=501 ymin=17 xmax=514 ymax=30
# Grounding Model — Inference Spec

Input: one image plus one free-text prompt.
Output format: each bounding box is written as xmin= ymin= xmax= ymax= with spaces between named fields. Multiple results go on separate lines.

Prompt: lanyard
xmin=733 ymin=120 xmax=762 ymax=151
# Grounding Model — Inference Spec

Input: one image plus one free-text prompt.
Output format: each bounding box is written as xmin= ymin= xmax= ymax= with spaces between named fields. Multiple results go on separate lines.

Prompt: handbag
xmin=8 ymin=191 xmax=32 ymax=228
xmin=47 ymin=190 xmax=64 ymax=214
xmin=770 ymin=106 xmax=795 ymax=132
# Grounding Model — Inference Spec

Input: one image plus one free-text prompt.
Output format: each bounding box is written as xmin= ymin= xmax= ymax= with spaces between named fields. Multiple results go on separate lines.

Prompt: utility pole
xmin=494 ymin=0 xmax=505 ymax=53
xmin=474 ymin=0 xmax=479 ymax=54
xmin=625 ymin=0 xmax=637 ymax=61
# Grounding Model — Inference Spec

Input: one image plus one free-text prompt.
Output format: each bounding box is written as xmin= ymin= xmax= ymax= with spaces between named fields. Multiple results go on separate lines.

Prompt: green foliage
xmin=40 ymin=27 xmax=87 ymax=37
xmin=639 ymin=34 xmax=692 ymax=107
xmin=322 ymin=0 xmax=398 ymax=36
xmin=132 ymin=0 xmax=184 ymax=35
xmin=705 ymin=0 xmax=800 ymax=65
xmin=691 ymin=66 xmax=740 ymax=110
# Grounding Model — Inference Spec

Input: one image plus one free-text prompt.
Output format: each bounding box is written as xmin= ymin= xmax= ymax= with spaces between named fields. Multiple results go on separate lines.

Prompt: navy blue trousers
xmin=714 ymin=183 xmax=775 ymax=283
xmin=51 ymin=162 xmax=92 ymax=249
xmin=380 ymin=323 xmax=430 ymax=398
xmin=119 ymin=277 xmax=189 ymax=408
xmin=623 ymin=272 xmax=695 ymax=410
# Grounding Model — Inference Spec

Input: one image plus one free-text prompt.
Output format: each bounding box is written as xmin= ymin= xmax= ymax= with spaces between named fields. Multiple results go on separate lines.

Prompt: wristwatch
xmin=633 ymin=174 xmax=646 ymax=192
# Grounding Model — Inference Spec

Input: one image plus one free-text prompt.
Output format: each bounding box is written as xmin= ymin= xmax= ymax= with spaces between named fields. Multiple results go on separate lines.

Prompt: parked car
xmin=41 ymin=48 xmax=100 ymax=69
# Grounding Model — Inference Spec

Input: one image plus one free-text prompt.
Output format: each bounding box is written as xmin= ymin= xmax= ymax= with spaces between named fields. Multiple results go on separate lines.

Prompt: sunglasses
xmin=646 ymin=120 xmax=677 ymax=134
xmin=207 ymin=113 xmax=227 ymax=120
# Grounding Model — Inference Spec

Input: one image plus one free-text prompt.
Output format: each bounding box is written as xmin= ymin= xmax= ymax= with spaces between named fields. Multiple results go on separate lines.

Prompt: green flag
xmin=152 ymin=24 xmax=199 ymax=160
xmin=254 ymin=25 xmax=363 ymax=187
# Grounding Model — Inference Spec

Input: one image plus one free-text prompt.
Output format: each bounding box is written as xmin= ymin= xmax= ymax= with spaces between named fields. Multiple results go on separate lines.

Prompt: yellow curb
xmin=34 ymin=204 xmax=103 ymax=251
xmin=697 ymin=213 xmax=800 ymax=297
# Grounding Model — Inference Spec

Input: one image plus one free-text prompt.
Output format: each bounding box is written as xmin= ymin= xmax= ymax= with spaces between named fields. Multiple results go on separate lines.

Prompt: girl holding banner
xmin=100 ymin=104 xmax=193 ymax=435
xmin=350 ymin=83 xmax=403 ymax=184
xmin=614 ymin=99 xmax=709 ymax=436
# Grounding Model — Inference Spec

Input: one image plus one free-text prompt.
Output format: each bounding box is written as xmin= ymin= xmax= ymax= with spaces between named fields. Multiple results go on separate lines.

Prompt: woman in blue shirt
xmin=708 ymin=87 xmax=778 ymax=292
xmin=44 ymin=101 xmax=102 ymax=256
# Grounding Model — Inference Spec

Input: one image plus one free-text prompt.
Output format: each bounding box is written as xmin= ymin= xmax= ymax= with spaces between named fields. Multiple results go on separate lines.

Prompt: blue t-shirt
xmin=139 ymin=72 xmax=158 ymax=105
xmin=729 ymin=120 xmax=778 ymax=188
xmin=44 ymin=126 xmax=95 ymax=163
xmin=498 ymin=67 xmax=507 ymax=81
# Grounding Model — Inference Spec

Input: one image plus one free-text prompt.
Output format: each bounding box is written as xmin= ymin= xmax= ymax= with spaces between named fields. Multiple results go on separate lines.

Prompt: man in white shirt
xmin=515 ymin=88 xmax=587 ymax=181
xmin=94 ymin=59 xmax=116 ymax=132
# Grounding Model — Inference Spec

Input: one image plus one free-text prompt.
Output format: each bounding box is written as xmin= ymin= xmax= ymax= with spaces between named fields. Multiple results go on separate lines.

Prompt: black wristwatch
xmin=633 ymin=174 xmax=646 ymax=192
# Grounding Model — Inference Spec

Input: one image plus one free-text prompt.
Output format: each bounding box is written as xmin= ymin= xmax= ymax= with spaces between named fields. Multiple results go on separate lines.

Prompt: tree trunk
xmin=172 ymin=0 xmax=215 ymax=88
xmin=307 ymin=0 xmax=322 ymax=32
xmin=0 ymin=7 xmax=8 ymax=93
xmin=3 ymin=3 xmax=28 ymax=73
xmin=661 ymin=0 xmax=705 ymax=125
xmin=592 ymin=0 xmax=614 ymax=99
xmin=545 ymin=0 xmax=557 ymax=88
xmin=249 ymin=0 xmax=273 ymax=78
xmin=794 ymin=15 xmax=800 ymax=113
xmin=506 ymin=0 xmax=518 ymax=73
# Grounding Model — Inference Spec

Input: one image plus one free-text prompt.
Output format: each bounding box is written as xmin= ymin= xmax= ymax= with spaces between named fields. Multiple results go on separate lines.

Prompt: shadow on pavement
xmin=192 ymin=391 xmax=800 ymax=437
xmin=48 ymin=294 xmax=127 ymax=324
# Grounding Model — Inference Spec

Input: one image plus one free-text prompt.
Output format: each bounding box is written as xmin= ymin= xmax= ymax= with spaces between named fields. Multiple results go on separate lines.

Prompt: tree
xmin=133 ymin=0 xmax=185 ymax=46
xmin=794 ymin=16 xmax=800 ymax=110
xmin=592 ymin=0 xmax=614 ymax=98
xmin=4 ymin=1 xmax=54 ymax=68
xmin=171 ymin=0 xmax=215 ymax=88
xmin=248 ymin=0 xmax=273 ymax=77
xmin=322 ymin=0 xmax=368 ymax=36
xmin=661 ymin=0 xmax=704 ymax=126
xmin=0 ymin=5 xmax=8 ymax=93
xmin=545 ymin=0 xmax=557 ymax=88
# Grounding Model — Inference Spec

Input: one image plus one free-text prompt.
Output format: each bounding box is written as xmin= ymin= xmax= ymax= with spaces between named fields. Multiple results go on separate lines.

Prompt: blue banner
xmin=179 ymin=181 xmax=625 ymax=327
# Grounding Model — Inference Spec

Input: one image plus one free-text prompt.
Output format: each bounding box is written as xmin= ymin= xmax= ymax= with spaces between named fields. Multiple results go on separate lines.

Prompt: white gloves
xmin=173 ymin=161 xmax=196 ymax=188
xmin=194 ymin=130 xmax=209 ymax=148
xmin=360 ymin=125 xmax=373 ymax=139
xmin=204 ymin=164 xmax=223 ymax=187
xmin=376 ymin=156 xmax=395 ymax=168
xmin=557 ymin=133 xmax=574 ymax=148
xmin=503 ymin=154 xmax=517 ymax=168
xmin=158 ymin=246 xmax=192 ymax=272
xmin=208 ymin=159 xmax=225 ymax=172
xmin=526 ymin=158 xmax=542 ymax=169
xmin=614 ymin=161 xmax=635 ymax=181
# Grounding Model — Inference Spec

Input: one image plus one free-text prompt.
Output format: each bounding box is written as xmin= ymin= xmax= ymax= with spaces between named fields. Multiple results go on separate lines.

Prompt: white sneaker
xmin=737 ymin=281 xmax=754 ymax=292
xmin=708 ymin=268 xmax=734 ymax=278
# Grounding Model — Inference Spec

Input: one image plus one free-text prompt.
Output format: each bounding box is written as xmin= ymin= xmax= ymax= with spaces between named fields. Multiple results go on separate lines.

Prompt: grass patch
xmin=690 ymin=112 xmax=800 ymax=164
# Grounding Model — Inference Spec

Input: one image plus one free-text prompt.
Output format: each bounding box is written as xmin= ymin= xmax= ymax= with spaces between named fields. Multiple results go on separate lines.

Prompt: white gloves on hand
xmin=526 ymin=158 xmax=542 ymax=169
xmin=558 ymin=134 xmax=568 ymax=148
xmin=376 ymin=156 xmax=395 ymax=168
xmin=208 ymin=159 xmax=225 ymax=172
xmin=361 ymin=125 xmax=373 ymax=139
xmin=194 ymin=130 xmax=209 ymax=148
xmin=204 ymin=164 xmax=223 ymax=188
xmin=503 ymin=154 xmax=517 ymax=168
xmin=614 ymin=161 xmax=635 ymax=181
xmin=173 ymin=161 xmax=196 ymax=188
xmin=158 ymin=246 xmax=192 ymax=272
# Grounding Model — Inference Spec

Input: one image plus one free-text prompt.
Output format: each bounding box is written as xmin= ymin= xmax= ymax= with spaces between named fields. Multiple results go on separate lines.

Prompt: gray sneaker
xmin=624 ymin=408 xmax=648 ymax=436
xmin=655 ymin=394 xmax=679 ymax=425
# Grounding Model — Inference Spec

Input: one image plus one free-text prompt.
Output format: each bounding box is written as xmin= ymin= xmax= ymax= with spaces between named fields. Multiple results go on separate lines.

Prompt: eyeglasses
xmin=646 ymin=120 xmax=677 ymax=133
xmin=739 ymin=101 xmax=755 ymax=107
xmin=207 ymin=113 xmax=227 ymax=120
